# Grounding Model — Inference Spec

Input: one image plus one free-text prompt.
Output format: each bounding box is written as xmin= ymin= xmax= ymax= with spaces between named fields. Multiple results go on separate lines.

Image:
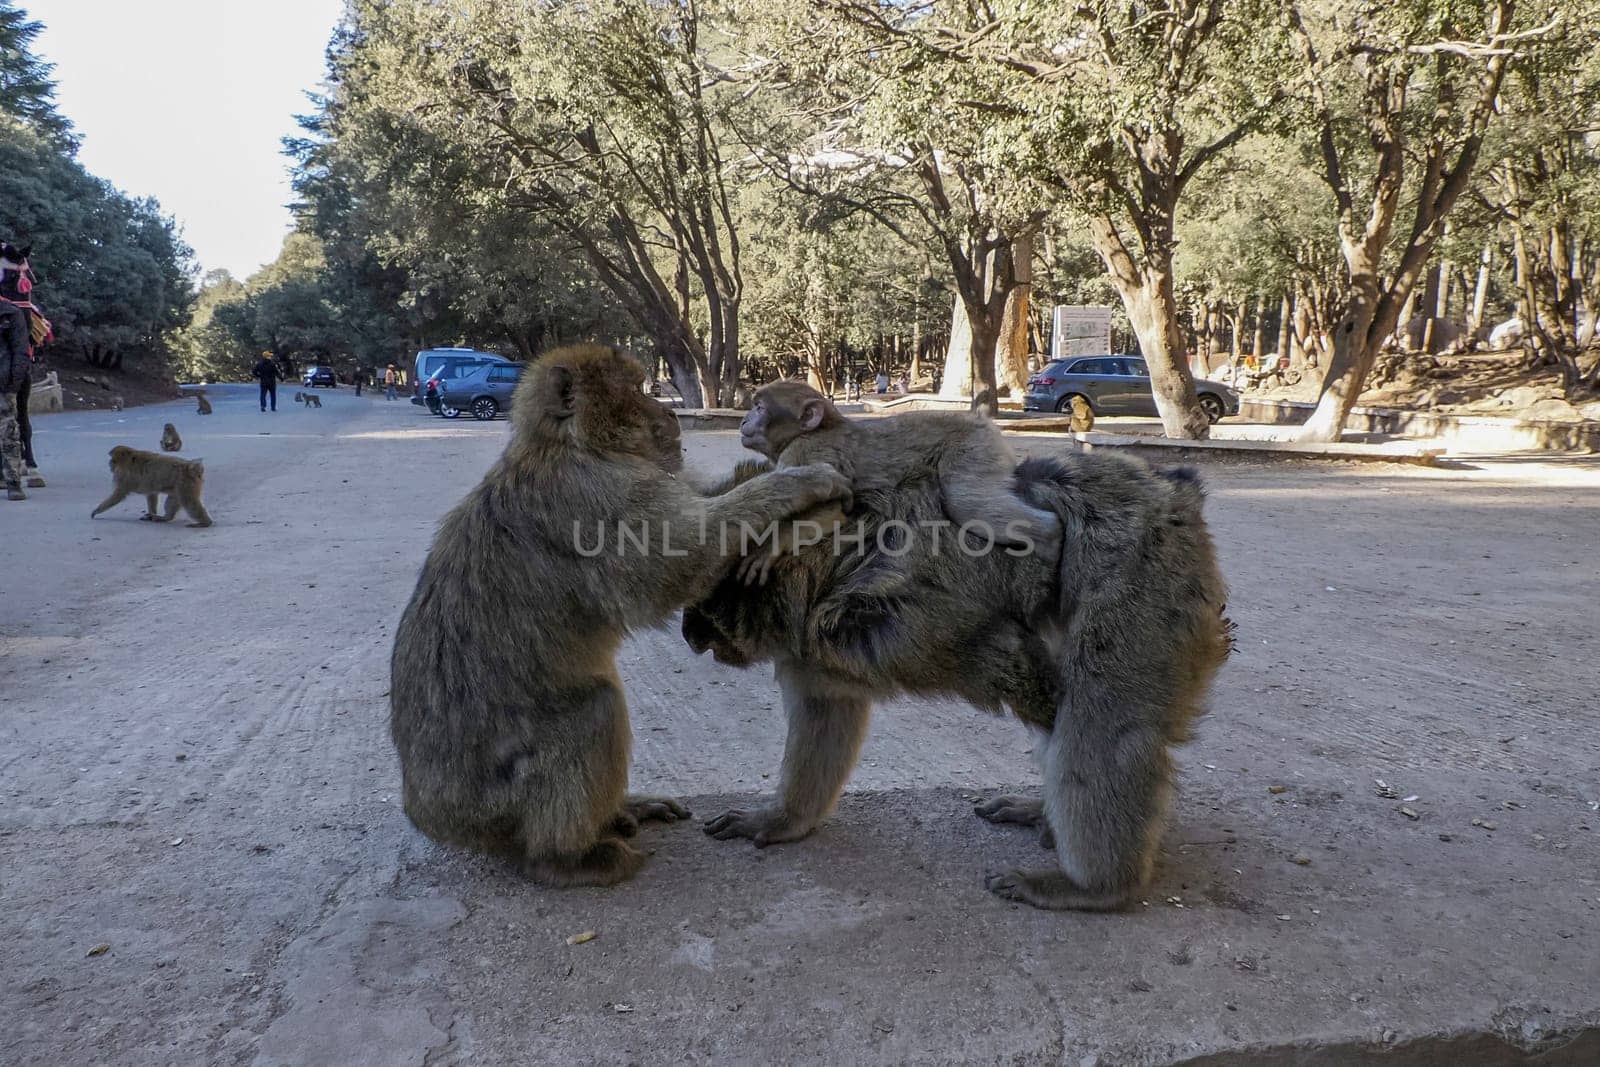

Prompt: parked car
xmin=410 ymin=348 xmax=512 ymax=406
xmin=437 ymin=362 xmax=526 ymax=420
xmin=1023 ymin=355 xmax=1239 ymax=423
xmin=302 ymin=365 xmax=338 ymax=388
xmin=418 ymin=358 xmax=505 ymax=415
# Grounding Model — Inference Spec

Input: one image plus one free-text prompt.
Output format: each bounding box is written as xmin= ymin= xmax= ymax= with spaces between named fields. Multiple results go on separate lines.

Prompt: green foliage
xmin=0 ymin=0 xmax=74 ymax=147
xmin=0 ymin=119 xmax=193 ymax=370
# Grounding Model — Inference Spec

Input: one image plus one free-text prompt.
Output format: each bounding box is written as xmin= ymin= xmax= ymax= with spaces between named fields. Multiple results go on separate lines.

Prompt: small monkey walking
xmin=294 ymin=391 xmax=322 ymax=408
xmin=90 ymin=446 xmax=213 ymax=526
xmin=195 ymin=393 xmax=212 ymax=415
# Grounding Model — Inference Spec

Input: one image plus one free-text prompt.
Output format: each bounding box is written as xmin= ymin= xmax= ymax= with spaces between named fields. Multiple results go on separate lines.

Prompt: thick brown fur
xmin=195 ymin=393 xmax=212 ymax=415
xmin=389 ymin=345 xmax=850 ymax=888
xmin=90 ymin=446 xmax=213 ymax=526
xmin=159 ymin=423 xmax=182 ymax=452
xmin=684 ymin=448 xmax=1231 ymax=911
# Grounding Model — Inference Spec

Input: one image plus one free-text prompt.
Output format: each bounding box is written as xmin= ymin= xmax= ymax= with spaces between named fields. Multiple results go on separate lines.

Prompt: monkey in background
xmin=195 ymin=393 xmax=212 ymax=415
xmin=390 ymin=345 xmax=850 ymax=888
xmin=159 ymin=423 xmax=182 ymax=452
xmin=1068 ymin=395 xmax=1095 ymax=432
xmin=685 ymin=447 xmax=1232 ymax=912
xmin=294 ymin=391 xmax=322 ymax=408
xmin=90 ymin=446 xmax=213 ymax=527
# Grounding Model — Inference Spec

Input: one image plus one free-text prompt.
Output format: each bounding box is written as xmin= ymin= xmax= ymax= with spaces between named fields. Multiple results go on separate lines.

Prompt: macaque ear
xmin=544 ymin=364 xmax=576 ymax=417
xmin=799 ymin=398 xmax=827 ymax=431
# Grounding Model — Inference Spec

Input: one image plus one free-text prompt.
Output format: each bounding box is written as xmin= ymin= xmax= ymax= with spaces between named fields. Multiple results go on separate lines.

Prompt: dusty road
xmin=3 ymin=386 xmax=1598 ymax=1065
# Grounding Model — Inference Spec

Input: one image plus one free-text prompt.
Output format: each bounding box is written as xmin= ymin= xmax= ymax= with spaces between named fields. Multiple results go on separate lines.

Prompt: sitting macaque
xmin=734 ymin=380 xmax=1060 ymax=594
xmin=1068 ymin=395 xmax=1095 ymax=432
xmin=195 ymin=393 xmax=213 ymax=415
xmin=90 ymin=446 xmax=213 ymax=527
xmin=159 ymin=423 xmax=182 ymax=452
xmin=390 ymin=346 xmax=850 ymax=887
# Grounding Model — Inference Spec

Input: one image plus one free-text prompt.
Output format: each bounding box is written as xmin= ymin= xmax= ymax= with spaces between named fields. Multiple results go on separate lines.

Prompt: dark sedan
xmin=1023 ymin=355 xmax=1239 ymax=422
xmin=302 ymin=365 xmax=338 ymax=388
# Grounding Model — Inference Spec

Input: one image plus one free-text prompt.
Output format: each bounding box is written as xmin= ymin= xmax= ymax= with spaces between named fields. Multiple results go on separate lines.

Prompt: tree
xmin=1286 ymin=0 xmax=1548 ymax=441
xmin=320 ymin=0 xmax=753 ymax=406
xmin=1476 ymin=12 xmax=1600 ymax=392
xmin=0 ymin=1 xmax=75 ymax=147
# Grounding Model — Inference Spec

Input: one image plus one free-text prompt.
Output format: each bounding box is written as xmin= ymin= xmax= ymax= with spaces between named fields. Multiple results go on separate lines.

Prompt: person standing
xmin=384 ymin=363 xmax=399 ymax=401
xmin=353 ymin=366 xmax=365 ymax=397
xmin=252 ymin=351 xmax=279 ymax=412
xmin=875 ymin=370 xmax=889 ymax=395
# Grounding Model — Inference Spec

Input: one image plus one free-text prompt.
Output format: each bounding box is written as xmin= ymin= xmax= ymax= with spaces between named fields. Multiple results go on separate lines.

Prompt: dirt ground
xmin=3 ymin=386 xmax=1598 ymax=1065
xmin=1248 ymin=348 xmax=1600 ymax=424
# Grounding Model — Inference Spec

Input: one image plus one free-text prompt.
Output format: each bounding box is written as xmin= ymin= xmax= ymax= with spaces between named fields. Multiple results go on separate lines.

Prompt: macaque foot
xmin=524 ymin=837 xmax=644 ymax=888
xmin=974 ymin=794 xmax=1045 ymax=827
xmin=703 ymin=806 xmax=815 ymax=848
xmin=611 ymin=795 xmax=691 ymax=836
xmin=983 ymin=867 xmax=1133 ymax=912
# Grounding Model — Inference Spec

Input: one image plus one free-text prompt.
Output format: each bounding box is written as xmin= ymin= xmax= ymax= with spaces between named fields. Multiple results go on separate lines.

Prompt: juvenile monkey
xmin=294 ymin=391 xmax=322 ymax=408
xmin=390 ymin=345 xmax=850 ymax=887
xmin=159 ymin=423 xmax=182 ymax=452
xmin=90 ymin=445 xmax=213 ymax=526
xmin=195 ymin=393 xmax=212 ymax=415
xmin=736 ymin=380 xmax=1059 ymax=595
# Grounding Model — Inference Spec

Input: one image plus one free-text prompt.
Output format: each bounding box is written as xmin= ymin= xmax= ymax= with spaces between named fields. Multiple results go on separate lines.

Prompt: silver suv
xmin=1023 ymin=356 xmax=1239 ymax=423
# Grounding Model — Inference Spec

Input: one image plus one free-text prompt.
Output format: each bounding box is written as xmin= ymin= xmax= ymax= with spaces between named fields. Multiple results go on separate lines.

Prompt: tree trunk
xmin=996 ymin=232 xmax=1033 ymax=396
xmin=1250 ymin=292 xmax=1267 ymax=360
xmin=1299 ymin=271 xmax=1391 ymax=442
xmin=909 ymin=319 xmax=923 ymax=382
xmin=1470 ymin=243 xmax=1493 ymax=336
xmin=1276 ymin=292 xmax=1292 ymax=366
xmin=939 ymin=292 xmax=973 ymax=400
xmin=656 ymin=334 xmax=704 ymax=407
xmin=1085 ymin=214 xmax=1209 ymax=438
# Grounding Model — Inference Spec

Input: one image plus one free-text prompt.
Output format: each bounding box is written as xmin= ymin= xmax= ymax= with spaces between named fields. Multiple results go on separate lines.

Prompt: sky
xmin=30 ymin=0 xmax=345 ymax=282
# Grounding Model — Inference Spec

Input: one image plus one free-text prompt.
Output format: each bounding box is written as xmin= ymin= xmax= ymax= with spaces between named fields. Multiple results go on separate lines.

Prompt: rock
xmin=1578 ymin=401 xmax=1600 ymax=422
xmin=1525 ymin=397 xmax=1583 ymax=422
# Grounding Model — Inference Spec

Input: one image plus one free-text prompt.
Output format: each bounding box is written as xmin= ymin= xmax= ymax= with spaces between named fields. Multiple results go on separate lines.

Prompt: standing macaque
xmin=389 ymin=345 xmax=850 ymax=887
xmin=686 ymin=448 xmax=1232 ymax=912
xmin=195 ymin=393 xmax=212 ymax=415
xmin=90 ymin=446 xmax=212 ymax=527
xmin=159 ymin=423 xmax=182 ymax=452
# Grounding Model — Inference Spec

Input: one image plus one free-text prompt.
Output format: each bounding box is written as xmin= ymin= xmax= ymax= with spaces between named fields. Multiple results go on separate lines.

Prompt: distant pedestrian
xmin=898 ymin=372 xmax=910 ymax=394
xmin=384 ymin=364 xmax=398 ymax=401
xmin=875 ymin=371 xmax=889 ymax=395
xmin=353 ymin=366 xmax=365 ymax=397
xmin=252 ymin=351 xmax=279 ymax=412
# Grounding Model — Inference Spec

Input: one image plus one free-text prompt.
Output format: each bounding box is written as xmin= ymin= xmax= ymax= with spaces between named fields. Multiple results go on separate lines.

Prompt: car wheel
xmin=440 ymin=403 xmax=462 ymax=419
xmin=1055 ymin=393 xmax=1091 ymax=415
xmin=1199 ymin=393 xmax=1225 ymax=423
xmin=472 ymin=397 xmax=499 ymax=421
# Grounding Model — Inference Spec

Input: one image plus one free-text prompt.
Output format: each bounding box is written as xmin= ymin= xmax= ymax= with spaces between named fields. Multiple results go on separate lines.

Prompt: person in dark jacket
xmin=252 ymin=351 xmax=279 ymax=412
